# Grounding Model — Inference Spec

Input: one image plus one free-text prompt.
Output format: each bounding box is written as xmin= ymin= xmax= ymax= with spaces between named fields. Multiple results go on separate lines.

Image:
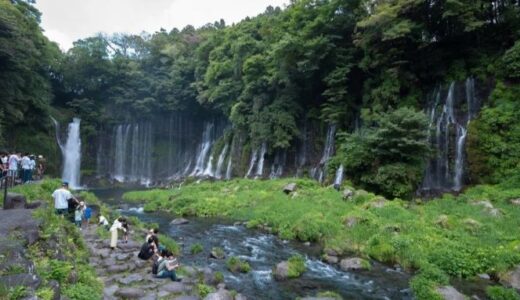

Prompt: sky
xmin=35 ymin=0 xmax=290 ymax=51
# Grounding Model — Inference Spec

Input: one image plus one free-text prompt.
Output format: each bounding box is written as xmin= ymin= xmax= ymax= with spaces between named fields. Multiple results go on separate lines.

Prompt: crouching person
xmin=156 ymin=250 xmax=180 ymax=281
xmin=138 ymin=237 xmax=157 ymax=261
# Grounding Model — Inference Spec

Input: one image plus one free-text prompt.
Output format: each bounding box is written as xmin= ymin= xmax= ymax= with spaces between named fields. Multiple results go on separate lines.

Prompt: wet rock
xmin=342 ymin=189 xmax=354 ymax=200
xmin=0 ymin=209 xmax=41 ymax=245
xmin=135 ymin=258 xmax=147 ymax=268
xmin=339 ymin=258 xmax=370 ymax=271
xmin=103 ymin=284 xmax=118 ymax=299
xmin=115 ymin=287 xmax=145 ymax=299
xmin=204 ymin=289 xmax=232 ymax=300
xmin=115 ymin=253 xmax=132 ymax=261
xmin=25 ymin=201 xmax=43 ymax=210
xmin=160 ymin=282 xmax=187 ymax=294
xmin=117 ymin=273 xmax=144 ymax=285
xmin=107 ymin=264 xmax=129 ymax=273
xmin=510 ymin=198 xmax=520 ymax=206
xmin=210 ymin=248 xmax=225 ymax=260
xmin=171 ymin=218 xmax=190 ymax=225
xmin=500 ymin=265 xmax=520 ymax=289
xmin=322 ymin=254 xmax=339 ymax=264
xmin=235 ymin=294 xmax=247 ymax=300
xmin=435 ymin=286 xmax=466 ymax=300
xmin=0 ymin=273 xmax=41 ymax=290
xmin=95 ymin=248 xmax=110 ymax=258
xmin=202 ymin=267 xmax=218 ymax=285
xmin=477 ymin=273 xmax=490 ymax=280
xmin=4 ymin=193 xmax=27 ymax=209
xmin=283 ymin=183 xmax=297 ymax=194
xmin=304 ymin=242 xmax=311 ymax=247
xmin=48 ymin=281 xmax=60 ymax=300
xmin=273 ymin=261 xmax=289 ymax=281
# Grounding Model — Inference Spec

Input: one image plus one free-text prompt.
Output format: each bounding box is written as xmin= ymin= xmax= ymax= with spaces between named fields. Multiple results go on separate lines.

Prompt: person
xmin=155 ymin=251 xmax=180 ymax=281
xmin=152 ymin=249 xmax=167 ymax=275
xmin=83 ymin=204 xmax=92 ymax=227
xmin=122 ymin=220 xmax=129 ymax=244
xmin=138 ymin=237 xmax=157 ymax=261
xmin=8 ymin=152 xmax=20 ymax=187
xmin=98 ymin=215 xmax=109 ymax=230
xmin=20 ymin=153 xmax=31 ymax=183
xmin=28 ymin=155 xmax=36 ymax=182
xmin=109 ymin=217 xmax=127 ymax=250
xmin=74 ymin=206 xmax=83 ymax=228
xmin=37 ymin=155 xmax=46 ymax=179
xmin=0 ymin=152 xmax=7 ymax=187
xmin=52 ymin=182 xmax=77 ymax=216
xmin=145 ymin=228 xmax=158 ymax=243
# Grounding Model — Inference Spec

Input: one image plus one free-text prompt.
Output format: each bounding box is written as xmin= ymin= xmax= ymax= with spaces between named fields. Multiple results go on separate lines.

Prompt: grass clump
xmin=196 ymin=284 xmax=215 ymax=298
xmin=316 ymin=291 xmax=343 ymax=300
xmin=190 ymin=243 xmax=204 ymax=255
xmin=486 ymin=286 xmax=520 ymax=300
xmin=287 ymin=255 xmax=306 ymax=278
xmin=226 ymin=256 xmax=251 ymax=273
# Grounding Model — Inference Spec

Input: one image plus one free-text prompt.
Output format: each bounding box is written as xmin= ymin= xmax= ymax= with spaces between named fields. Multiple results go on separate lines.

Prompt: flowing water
xmin=58 ymin=118 xmax=82 ymax=189
xmin=255 ymin=142 xmax=268 ymax=178
xmin=92 ymin=189 xmax=412 ymax=300
xmin=215 ymin=144 xmax=229 ymax=179
xmin=334 ymin=164 xmax=344 ymax=187
xmin=311 ymin=124 xmax=336 ymax=183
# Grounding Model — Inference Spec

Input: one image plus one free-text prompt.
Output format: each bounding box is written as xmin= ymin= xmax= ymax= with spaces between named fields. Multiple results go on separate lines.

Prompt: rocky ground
xmin=82 ymin=226 xmax=247 ymax=300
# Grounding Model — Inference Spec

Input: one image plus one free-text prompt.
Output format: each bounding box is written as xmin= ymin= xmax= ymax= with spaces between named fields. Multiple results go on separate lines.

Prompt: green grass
xmin=123 ymin=177 xmax=520 ymax=299
xmin=287 ymin=255 xmax=306 ymax=278
xmin=226 ymin=256 xmax=251 ymax=273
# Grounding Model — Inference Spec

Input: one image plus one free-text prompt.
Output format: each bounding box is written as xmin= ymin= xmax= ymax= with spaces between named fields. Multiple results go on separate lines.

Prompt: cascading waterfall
xmin=61 ymin=118 xmax=82 ymax=189
xmin=295 ymin=123 xmax=309 ymax=176
xmin=215 ymin=144 xmax=229 ymax=179
xmin=269 ymin=150 xmax=286 ymax=179
xmin=311 ymin=124 xmax=336 ymax=183
xmin=421 ymin=78 xmax=481 ymax=193
xmin=191 ymin=122 xmax=215 ymax=177
xmin=334 ymin=164 xmax=344 ymax=187
xmin=245 ymin=148 xmax=258 ymax=178
xmin=255 ymin=142 xmax=268 ymax=178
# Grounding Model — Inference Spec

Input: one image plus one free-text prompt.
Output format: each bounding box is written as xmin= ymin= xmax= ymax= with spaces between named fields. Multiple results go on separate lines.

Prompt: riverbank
xmin=123 ymin=178 xmax=520 ymax=299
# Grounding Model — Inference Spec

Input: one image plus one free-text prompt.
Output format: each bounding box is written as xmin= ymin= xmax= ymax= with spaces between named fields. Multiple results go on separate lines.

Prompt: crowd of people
xmin=1 ymin=151 xmax=46 ymax=187
xmin=51 ymin=181 xmax=181 ymax=282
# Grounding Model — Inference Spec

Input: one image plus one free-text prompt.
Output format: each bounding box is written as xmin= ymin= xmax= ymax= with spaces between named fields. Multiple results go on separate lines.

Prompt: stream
xmin=92 ymin=188 xmax=412 ymax=300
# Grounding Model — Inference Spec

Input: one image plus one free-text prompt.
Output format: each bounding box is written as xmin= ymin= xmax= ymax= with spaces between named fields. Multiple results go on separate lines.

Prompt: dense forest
xmin=1 ymin=0 xmax=520 ymax=198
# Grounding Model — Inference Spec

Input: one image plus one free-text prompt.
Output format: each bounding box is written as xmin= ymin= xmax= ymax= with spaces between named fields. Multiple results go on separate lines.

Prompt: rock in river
xmin=171 ymin=218 xmax=190 ymax=225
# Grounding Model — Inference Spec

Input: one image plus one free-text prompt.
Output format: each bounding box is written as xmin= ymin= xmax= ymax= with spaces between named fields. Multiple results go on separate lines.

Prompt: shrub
xmin=287 ymin=255 xmax=306 ymax=278
xmin=196 ymin=284 xmax=215 ymax=298
xmin=486 ymin=286 xmax=520 ymax=300
xmin=502 ymin=40 xmax=520 ymax=79
xmin=226 ymin=256 xmax=251 ymax=273
xmin=63 ymin=283 xmax=102 ymax=300
xmin=190 ymin=243 xmax=204 ymax=255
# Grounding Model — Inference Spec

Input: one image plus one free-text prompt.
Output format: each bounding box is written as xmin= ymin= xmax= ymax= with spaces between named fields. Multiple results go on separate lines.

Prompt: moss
xmin=287 ymin=255 xmax=306 ymax=278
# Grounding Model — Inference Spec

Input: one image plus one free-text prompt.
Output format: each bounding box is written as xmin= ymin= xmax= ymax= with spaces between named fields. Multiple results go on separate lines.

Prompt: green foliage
xmin=287 ymin=255 xmax=306 ymax=278
xmin=316 ymin=291 xmax=343 ymax=300
xmin=7 ymin=286 xmax=27 ymax=300
xmin=486 ymin=286 xmax=520 ymax=300
xmin=337 ymin=107 xmax=429 ymax=199
xmin=467 ymin=82 xmax=520 ymax=183
xmin=196 ymin=284 xmax=215 ymax=298
xmin=35 ymin=288 xmax=54 ymax=300
xmin=502 ymin=40 xmax=520 ymax=80
xmin=226 ymin=256 xmax=251 ymax=273
xmin=190 ymin=243 xmax=204 ymax=255
xmin=214 ymin=271 xmax=224 ymax=284
xmin=62 ymin=283 xmax=102 ymax=300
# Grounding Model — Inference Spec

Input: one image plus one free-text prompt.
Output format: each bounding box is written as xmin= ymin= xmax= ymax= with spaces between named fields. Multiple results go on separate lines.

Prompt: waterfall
xmin=61 ymin=118 xmax=82 ymax=189
xmin=191 ymin=123 xmax=215 ymax=177
xmin=245 ymin=148 xmax=258 ymax=178
xmin=311 ymin=124 xmax=336 ymax=183
xmin=296 ymin=123 xmax=308 ymax=176
xmin=203 ymin=155 xmax=215 ymax=177
xmin=215 ymin=144 xmax=229 ymax=179
xmin=50 ymin=117 xmax=64 ymax=151
xmin=225 ymin=157 xmax=233 ymax=180
xmin=334 ymin=164 xmax=344 ymax=187
xmin=269 ymin=150 xmax=286 ymax=179
xmin=255 ymin=142 xmax=267 ymax=178
xmin=421 ymin=78 xmax=481 ymax=194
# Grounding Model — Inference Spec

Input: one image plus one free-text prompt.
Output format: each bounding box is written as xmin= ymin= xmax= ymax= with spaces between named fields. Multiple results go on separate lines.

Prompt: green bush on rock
xmin=287 ymin=255 xmax=306 ymax=278
xmin=226 ymin=256 xmax=251 ymax=273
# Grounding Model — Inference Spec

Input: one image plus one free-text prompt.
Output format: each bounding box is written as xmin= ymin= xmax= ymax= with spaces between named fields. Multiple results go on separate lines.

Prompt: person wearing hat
xmin=52 ymin=182 xmax=78 ymax=216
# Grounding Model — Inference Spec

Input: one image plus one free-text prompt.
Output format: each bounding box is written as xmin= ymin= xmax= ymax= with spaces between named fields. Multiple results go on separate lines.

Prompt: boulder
xmin=106 ymin=264 xmax=129 ymax=273
xmin=235 ymin=294 xmax=247 ymax=300
xmin=3 ymin=193 xmax=27 ymax=209
xmin=339 ymin=258 xmax=370 ymax=271
xmin=0 ymin=273 xmax=41 ymax=290
xmin=204 ymin=289 xmax=233 ymax=300
xmin=115 ymin=287 xmax=145 ymax=299
xmin=115 ymin=253 xmax=132 ymax=261
xmin=322 ymin=255 xmax=339 ymax=264
xmin=25 ymin=201 xmax=43 ymax=210
xmin=160 ymin=282 xmax=187 ymax=294
xmin=103 ymin=284 xmax=119 ymax=299
xmin=510 ymin=198 xmax=520 ymax=206
xmin=117 ymin=274 xmax=144 ymax=285
xmin=210 ymin=248 xmax=225 ymax=260
xmin=435 ymin=286 xmax=466 ymax=300
xmin=342 ymin=189 xmax=354 ymax=200
xmin=48 ymin=280 xmax=60 ymax=300
xmin=273 ymin=261 xmax=289 ymax=281
xmin=283 ymin=183 xmax=297 ymax=194
xmin=171 ymin=218 xmax=190 ymax=225
xmin=500 ymin=265 xmax=520 ymax=290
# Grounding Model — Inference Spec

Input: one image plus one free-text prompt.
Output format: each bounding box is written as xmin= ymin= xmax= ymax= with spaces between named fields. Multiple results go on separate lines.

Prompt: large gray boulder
xmin=0 ymin=273 xmax=41 ymax=290
xmin=115 ymin=287 xmax=145 ymax=299
xmin=171 ymin=218 xmax=189 ymax=225
xmin=273 ymin=261 xmax=290 ymax=281
xmin=4 ymin=193 xmax=27 ymax=209
xmin=500 ymin=265 xmax=520 ymax=290
xmin=283 ymin=183 xmax=297 ymax=194
xmin=435 ymin=286 xmax=466 ymax=300
xmin=339 ymin=258 xmax=370 ymax=271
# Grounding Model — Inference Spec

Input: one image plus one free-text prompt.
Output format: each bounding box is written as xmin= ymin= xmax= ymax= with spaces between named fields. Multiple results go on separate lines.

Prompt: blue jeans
xmin=157 ymin=270 xmax=177 ymax=281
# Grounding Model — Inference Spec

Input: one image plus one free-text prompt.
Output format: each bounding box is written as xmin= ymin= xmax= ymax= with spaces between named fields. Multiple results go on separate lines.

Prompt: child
xmin=83 ymin=205 xmax=92 ymax=227
xmin=74 ymin=207 xmax=82 ymax=228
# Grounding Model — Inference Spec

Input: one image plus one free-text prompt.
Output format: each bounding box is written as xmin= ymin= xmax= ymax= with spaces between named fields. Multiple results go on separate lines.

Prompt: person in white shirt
xmin=110 ymin=217 xmax=127 ymax=250
xmin=98 ymin=215 xmax=110 ymax=230
xmin=52 ymin=182 xmax=77 ymax=216
xmin=8 ymin=152 xmax=21 ymax=186
xmin=29 ymin=155 xmax=36 ymax=181
xmin=20 ymin=153 xmax=31 ymax=183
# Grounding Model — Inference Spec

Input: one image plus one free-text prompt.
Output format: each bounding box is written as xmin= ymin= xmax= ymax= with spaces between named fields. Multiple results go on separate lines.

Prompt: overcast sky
xmin=35 ymin=0 xmax=290 ymax=51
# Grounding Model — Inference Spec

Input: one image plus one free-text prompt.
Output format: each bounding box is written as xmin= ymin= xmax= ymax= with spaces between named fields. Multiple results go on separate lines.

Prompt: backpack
xmin=152 ymin=259 xmax=160 ymax=275
xmin=84 ymin=207 xmax=92 ymax=219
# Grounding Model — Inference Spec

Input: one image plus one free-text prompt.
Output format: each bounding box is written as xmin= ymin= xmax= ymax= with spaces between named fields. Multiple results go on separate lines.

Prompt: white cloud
xmin=35 ymin=0 xmax=289 ymax=51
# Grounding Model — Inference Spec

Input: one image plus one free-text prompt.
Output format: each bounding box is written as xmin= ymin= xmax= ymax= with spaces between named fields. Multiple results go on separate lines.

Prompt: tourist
xmin=83 ymin=204 xmax=92 ymax=227
xmin=0 ymin=152 xmax=7 ymax=186
xmin=155 ymin=250 xmax=180 ymax=281
xmin=74 ymin=206 xmax=83 ymax=229
xmin=37 ymin=155 xmax=45 ymax=179
xmin=8 ymin=151 xmax=20 ymax=187
xmin=98 ymin=215 xmax=109 ymax=230
xmin=52 ymin=182 xmax=77 ymax=216
xmin=145 ymin=228 xmax=158 ymax=242
xmin=109 ymin=217 xmax=127 ymax=250
xmin=29 ymin=155 xmax=36 ymax=181
xmin=122 ymin=220 xmax=129 ymax=244
xmin=138 ymin=237 xmax=157 ymax=261
xmin=20 ymin=153 xmax=31 ymax=183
